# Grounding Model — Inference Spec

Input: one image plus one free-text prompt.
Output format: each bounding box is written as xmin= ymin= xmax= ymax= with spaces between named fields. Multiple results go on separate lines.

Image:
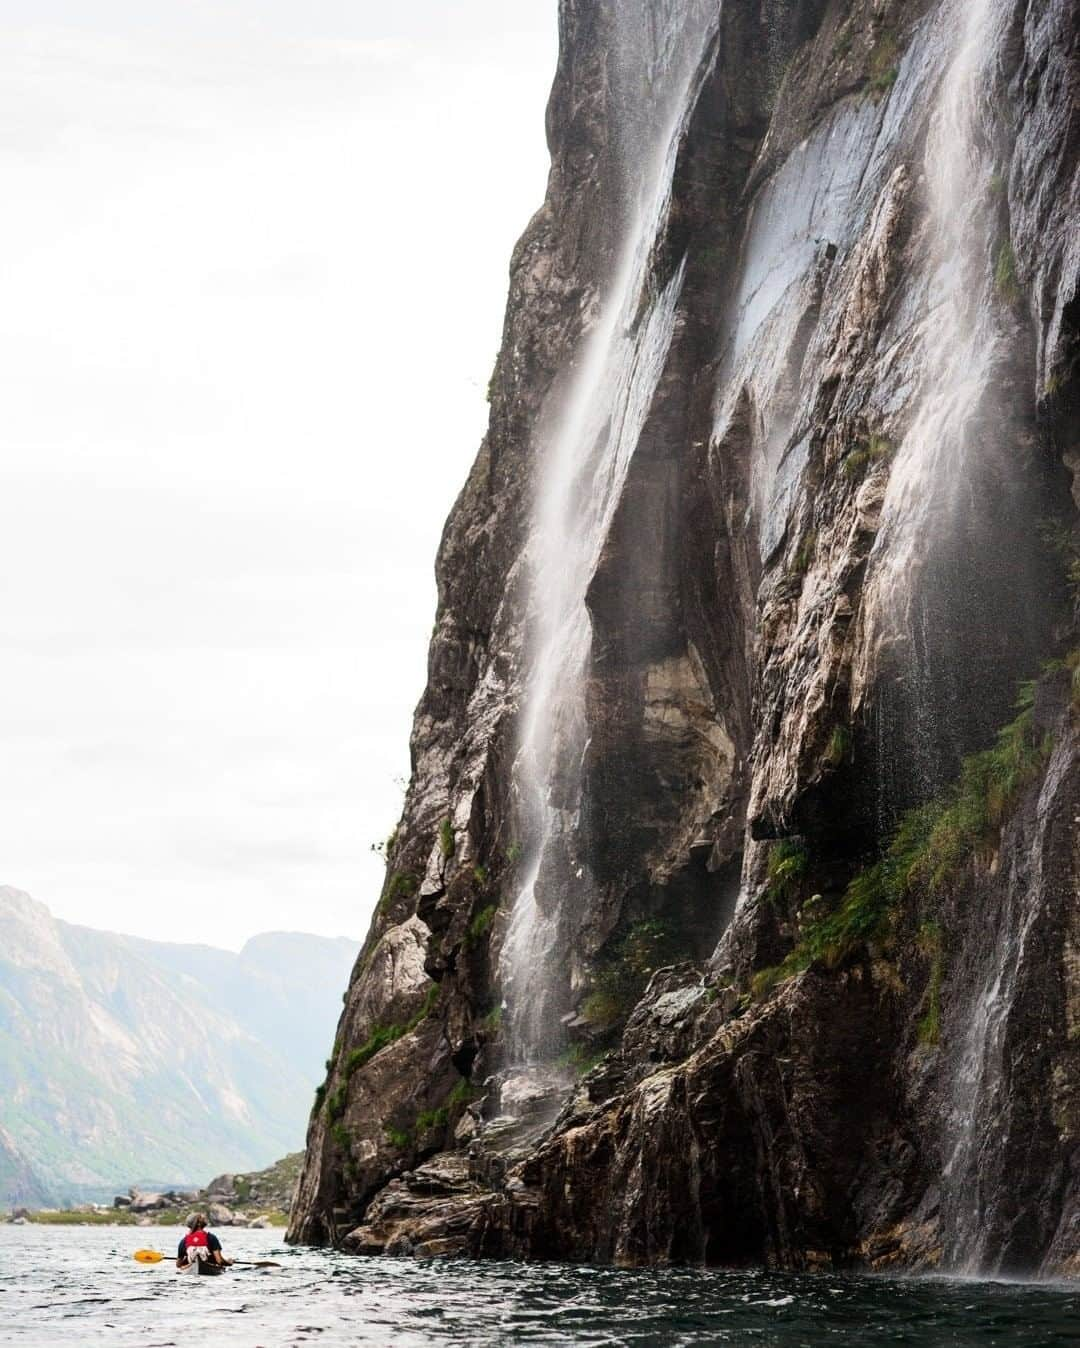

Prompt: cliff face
xmin=289 ymin=0 xmax=1080 ymax=1278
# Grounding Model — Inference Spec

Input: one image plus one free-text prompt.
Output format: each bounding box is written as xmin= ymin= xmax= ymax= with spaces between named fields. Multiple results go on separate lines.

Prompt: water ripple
xmin=0 ymin=1226 xmax=1075 ymax=1347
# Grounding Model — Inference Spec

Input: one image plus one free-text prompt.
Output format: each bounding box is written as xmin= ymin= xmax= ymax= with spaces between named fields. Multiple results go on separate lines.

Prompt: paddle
xmin=133 ymin=1249 xmax=281 ymax=1268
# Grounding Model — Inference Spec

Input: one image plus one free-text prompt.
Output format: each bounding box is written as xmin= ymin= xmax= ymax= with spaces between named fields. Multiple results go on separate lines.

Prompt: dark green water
xmin=1 ymin=1226 xmax=1075 ymax=1345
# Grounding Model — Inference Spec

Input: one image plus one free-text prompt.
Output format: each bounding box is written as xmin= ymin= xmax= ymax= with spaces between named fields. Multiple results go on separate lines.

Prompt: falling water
xmin=858 ymin=0 xmax=1039 ymax=1269
xmin=863 ymin=0 xmax=1005 ymax=803
xmin=866 ymin=0 xmax=1000 ymax=649
xmin=500 ymin=1 xmax=721 ymax=1065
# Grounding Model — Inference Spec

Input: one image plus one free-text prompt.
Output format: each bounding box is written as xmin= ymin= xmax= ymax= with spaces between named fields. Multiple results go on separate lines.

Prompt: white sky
xmin=0 ymin=0 xmax=557 ymax=949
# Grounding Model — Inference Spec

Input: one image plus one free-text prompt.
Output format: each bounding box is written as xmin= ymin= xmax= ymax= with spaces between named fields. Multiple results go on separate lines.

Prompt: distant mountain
xmin=0 ymin=886 xmax=357 ymax=1206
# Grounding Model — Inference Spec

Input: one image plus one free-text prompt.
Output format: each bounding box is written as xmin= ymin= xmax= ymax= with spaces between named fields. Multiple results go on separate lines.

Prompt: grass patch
xmin=27 ymin=1209 xmax=140 ymax=1226
xmin=994 ymin=239 xmax=1020 ymax=306
xmin=917 ymin=921 xmax=944 ymax=1046
xmin=326 ymin=1084 xmax=348 ymax=1122
xmin=481 ymin=1005 xmax=503 ymax=1033
xmin=370 ymin=827 xmax=398 ymax=859
xmin=342 ymin=1023 xmax=407 ymax=1079
xmin=792 ymin=529 xmax=817 ymax=576
xmin=505 ymin=841 xmax=523 ymax=864
xmin=751 ymin=685 xmax=1051 ymax=997
xmin=825 ymin=724 xmax=852 ymax=767
xmin=867 ymin=31 xmax=898 ymax=96
xmin=833 ymin=21 xmax=855 ymax=61
xmin=380 ymin=871 xmax=418 ymax=915
xmin=384 ymin=1125 xmax=412 ymax=1150
xmin=449 ymin=1078 xmax=479 ymax=1106
xmin=415 ymin=1107 xmax=449 ymax=1134
xmin=1054 ymin=649 xmax=1080 ymax=713
xmin=325 ymin=985 xmax=440 ymax=1120
xmin=1038 ymin=519 xmax=1080 ymax=607
xmin=438 ymin=818 xmax=455 ymax=859
xmin=765 ymin=840 xmax=809 ymax=905
xmin=330 ymin=1121 xmax=351 ymax=1152
xmin=557 ymin=1043 xmax=607 ymax=1075
xmin=842 ymin=434 xmax=893 ymax=480
xmin=466 ymin=904 xmax=498 ymax=945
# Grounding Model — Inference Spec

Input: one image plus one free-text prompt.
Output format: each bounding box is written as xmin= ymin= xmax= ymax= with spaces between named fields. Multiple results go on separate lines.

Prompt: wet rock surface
xmin=289 ymin=0 xmax=1080 ymax=1277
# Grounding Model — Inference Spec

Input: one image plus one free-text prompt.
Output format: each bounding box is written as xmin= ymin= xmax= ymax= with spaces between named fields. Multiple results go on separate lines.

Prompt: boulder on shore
xmin=129 ymin=1191 xmax=168 ymax=1213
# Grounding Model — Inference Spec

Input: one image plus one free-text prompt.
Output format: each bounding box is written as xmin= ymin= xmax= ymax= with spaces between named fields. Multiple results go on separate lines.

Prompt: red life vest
xmin=184 ymin=1230 xmax=210 ymax=1251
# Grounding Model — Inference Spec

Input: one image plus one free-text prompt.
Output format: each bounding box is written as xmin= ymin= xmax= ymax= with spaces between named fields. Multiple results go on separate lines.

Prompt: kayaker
xmin=176 ymin=1211 xmax=232 ymax=1274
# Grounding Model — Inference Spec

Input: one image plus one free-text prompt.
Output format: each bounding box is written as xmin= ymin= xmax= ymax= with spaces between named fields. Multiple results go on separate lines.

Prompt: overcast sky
xmin=0 ymin=0 xmax=557 ymax=949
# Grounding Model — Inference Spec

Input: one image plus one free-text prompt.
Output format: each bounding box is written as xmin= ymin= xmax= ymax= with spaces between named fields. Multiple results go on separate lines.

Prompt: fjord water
xmin=2 ymin=1227 xmax=1075 ymax=1347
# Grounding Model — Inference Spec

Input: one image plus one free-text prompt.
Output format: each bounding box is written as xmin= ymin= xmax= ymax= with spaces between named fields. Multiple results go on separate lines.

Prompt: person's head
xmin=186 ymin=1212 xmax=208 ymax=1231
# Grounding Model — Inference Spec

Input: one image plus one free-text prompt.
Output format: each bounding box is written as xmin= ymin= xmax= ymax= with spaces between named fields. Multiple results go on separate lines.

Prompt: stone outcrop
xmin=289 ymin=0 xmax=1080 ymax=1278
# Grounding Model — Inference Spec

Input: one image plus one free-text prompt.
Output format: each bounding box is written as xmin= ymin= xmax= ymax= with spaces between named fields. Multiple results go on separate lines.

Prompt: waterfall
xmin=862 ymin=0 xmax=1008 ymax=805
xmin=499 ymin=1 xmax=721 ymax=1066
xmin=857 ymin=0 xmax=1048 ymax=1269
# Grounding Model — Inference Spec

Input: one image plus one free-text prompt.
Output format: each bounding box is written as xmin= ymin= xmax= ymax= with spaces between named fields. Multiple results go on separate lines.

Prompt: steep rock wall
xmin=290 ymin=0 xmax=1080 ymax=1276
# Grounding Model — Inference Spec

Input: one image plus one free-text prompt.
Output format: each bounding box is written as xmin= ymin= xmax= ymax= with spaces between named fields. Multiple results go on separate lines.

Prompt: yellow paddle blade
xmin=133 ymin=1249 xmax=166 ymax=1264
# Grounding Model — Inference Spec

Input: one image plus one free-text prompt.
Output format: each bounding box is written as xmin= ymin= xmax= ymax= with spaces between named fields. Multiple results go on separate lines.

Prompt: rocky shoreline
xmin=6 ymin=1153 xmax=302 ymax=1229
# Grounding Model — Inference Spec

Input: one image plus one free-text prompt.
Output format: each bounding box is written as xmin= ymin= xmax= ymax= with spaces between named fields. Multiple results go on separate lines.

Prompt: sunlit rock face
xmin=290 ymin=0 xmax=1080 ymax=1276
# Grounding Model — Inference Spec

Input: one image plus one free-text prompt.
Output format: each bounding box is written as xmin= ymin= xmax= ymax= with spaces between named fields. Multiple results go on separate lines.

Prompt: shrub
xmin=581 ymin=920 xmax=686 ymax=1032
xmin=330 ymin=1121 xmax=351 ymax=1152
xmin=384 ymin=1125 xmax=411 ymax=1150
xmin=505 ymin=841 xmax=523 ymax=864
xmin=481 ymin=1005 xmax=503 ymax=1033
